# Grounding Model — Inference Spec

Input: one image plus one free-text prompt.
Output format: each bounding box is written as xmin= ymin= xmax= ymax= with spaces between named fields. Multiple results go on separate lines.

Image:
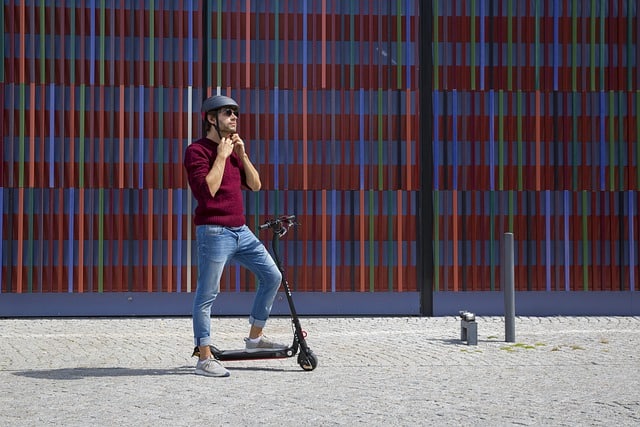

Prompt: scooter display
xmin=192 ymin=215 xmax=318 ymax=371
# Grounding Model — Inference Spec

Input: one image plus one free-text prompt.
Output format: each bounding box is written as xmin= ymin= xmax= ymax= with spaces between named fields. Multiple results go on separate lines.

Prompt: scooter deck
xmin=192 ymin=344 xmax=297 ymax=360
xmin=213 ymin=346 xmax=296 ymax=361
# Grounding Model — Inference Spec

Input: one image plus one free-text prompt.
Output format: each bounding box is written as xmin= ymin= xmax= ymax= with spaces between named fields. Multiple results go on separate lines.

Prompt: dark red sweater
xmin=184 ymin=137 xmax=248 ymax=227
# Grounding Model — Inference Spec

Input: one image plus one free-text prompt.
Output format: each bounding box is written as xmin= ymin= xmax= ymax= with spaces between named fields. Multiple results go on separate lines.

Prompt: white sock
xmin=248 ymin=336 xmax=261 ymax=343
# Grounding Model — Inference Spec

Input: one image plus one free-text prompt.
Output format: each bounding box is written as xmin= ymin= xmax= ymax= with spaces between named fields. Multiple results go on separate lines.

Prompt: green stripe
xmin=433 ymin=0 xmax=439 ymax=90
xmin=98 ymin=189 xmax=104 ymax=292
xmin=369 ymin=190 xmax=374 ymax=292
xmin=581 ymin=191 xmax=588 ymax=290
xmin=40 ymin=0 xmax=46 ymax=83
xmin=79 ymin=85 xmax=86 ymax=188
xmin=433 ymin=191 xmax=439 ymax=291
xmin=608 ymin=91 xmax=614 ymax=191
xmin=19 ymin=84 xmax=25 ymax=187
xmin=498 ymin=91 xmax=504 ymax=190
xmin=378 ymin=90 xmax=383 ymax=189
xmin=470 ymin=0 xmax=476 ymax=90
xmin=148 ymin=0 xmax=154 ymax=86
xmin=217 ymin=0 xmax=222 ymax=87
xmin=100 ymin=0 xmax=106 ymax=85
xmin=517 ymin=91 xmax=523 ymax=190
xmin=506 ymin=1 xmax=512 ymax=90
xmin=396 ymin=0 xmax=402 ymax=89
xmin=571 ymin=0 xmax=577 ymax=91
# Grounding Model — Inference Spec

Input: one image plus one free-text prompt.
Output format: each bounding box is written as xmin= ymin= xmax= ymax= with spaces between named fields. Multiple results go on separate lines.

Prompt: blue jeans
xmin=193 ymin=224 xmax=282 ymax=347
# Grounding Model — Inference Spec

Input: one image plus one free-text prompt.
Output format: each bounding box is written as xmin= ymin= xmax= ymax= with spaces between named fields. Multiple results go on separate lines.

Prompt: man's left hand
xmin=230 ymin=134 xmax=246 ymax=157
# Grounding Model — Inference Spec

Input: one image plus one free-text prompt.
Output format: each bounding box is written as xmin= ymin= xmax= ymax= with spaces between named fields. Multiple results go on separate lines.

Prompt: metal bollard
xmin=459 ymin=311 xmax=478 ymax=345
xmin=502 ymin=233 xmax=516 ymax=343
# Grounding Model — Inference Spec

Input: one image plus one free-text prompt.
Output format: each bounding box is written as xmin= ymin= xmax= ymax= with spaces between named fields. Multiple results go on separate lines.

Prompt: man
xmin=184 ymin=94 xmax=286 ymax=377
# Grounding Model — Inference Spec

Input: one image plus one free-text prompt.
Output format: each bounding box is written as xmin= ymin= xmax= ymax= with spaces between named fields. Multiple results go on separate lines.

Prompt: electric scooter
xmin=192 ymin=215 xmax=318 ymax=371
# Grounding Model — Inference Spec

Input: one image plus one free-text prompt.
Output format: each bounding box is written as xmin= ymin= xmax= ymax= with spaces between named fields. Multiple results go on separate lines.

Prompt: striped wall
xmin=433 ymin=0 xmax=639 ymax=292
xmin=1 ymin=1 xmax=638 ymax=306
xmin=1 ymin=1 xmax=420 ymax=295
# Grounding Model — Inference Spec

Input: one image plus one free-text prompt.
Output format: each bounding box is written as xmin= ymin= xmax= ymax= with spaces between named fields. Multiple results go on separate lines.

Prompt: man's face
xmin=214 ymin=107 xmax=238 ymax=135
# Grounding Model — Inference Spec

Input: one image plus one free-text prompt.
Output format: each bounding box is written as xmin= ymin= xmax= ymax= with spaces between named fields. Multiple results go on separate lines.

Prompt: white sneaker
xmin=195 ymin=357 xmax=230 ymax=377
xmin=244 ymin=335 xmax=288 ymax=353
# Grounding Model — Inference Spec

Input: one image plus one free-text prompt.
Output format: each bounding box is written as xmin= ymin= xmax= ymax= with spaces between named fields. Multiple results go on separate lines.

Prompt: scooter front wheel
xmin=297 ymin=350 xmax=318 ymax=371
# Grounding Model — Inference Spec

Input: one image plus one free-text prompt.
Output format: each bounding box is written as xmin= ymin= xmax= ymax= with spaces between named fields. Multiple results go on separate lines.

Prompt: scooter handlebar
xmin=258 ymin=215 xmax=297 ymax=231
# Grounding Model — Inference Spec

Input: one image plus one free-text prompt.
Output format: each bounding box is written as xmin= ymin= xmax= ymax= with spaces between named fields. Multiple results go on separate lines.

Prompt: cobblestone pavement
xmin=1 ymin=316 xmax=639 ymax=426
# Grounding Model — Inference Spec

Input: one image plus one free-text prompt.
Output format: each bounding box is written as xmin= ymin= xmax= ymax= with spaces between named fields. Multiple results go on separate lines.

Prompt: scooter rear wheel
xmin=297 ymin=351 xmax=318 ymax=371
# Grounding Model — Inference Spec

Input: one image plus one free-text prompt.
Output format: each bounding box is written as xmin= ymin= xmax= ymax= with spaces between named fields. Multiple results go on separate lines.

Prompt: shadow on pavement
xmin=12 ymin=365 xmax=298 ymax=380
xmin=12 ymin=366 xmax=194 ymax=380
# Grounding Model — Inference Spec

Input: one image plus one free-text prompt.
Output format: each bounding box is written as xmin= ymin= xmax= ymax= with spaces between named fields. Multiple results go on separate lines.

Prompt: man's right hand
xmin=217 ymin=136 xmax=235 ymax=159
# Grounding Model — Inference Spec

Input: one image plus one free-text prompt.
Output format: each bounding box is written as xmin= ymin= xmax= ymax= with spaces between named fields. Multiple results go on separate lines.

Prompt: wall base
xmin=0 ymin=291 xmax=638 ymax=317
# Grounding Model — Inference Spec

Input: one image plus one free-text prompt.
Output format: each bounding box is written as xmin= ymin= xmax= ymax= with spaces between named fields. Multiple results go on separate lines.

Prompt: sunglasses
xmin=220 ymin=108 xmax=239 ymax=117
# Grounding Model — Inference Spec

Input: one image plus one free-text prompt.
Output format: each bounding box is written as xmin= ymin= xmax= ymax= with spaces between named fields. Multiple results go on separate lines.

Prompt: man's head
xmin=201 ymin=95 xmax=240 ymax=138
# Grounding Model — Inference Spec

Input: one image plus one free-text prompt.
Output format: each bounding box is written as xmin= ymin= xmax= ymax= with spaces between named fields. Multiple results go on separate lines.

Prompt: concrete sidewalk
xmin=1 ymin=316 xmax=639 ymax=426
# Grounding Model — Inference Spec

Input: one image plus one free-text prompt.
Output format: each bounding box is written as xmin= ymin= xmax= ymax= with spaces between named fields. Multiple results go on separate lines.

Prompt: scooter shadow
xmin=12 ymin=366 xmax=194 ymax=380
xmin=224 ymin=366 xmax=299 ymax=373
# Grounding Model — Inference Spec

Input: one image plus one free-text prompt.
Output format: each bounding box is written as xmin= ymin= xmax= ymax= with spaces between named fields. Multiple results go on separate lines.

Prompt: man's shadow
xmin=12 ymin=366 xmax=194 ymax=380
xmin=12 ymin=365 xmax=292 ymax=380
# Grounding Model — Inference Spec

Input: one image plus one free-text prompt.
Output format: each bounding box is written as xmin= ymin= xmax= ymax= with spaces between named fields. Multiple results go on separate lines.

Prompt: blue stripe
xmin=452 ymin=91 xmax=458 ymax=189
xmin=479 ymin=0 xmax=485 ymax=90
xmin=0 ymin=188 xmax=3 ymax=292
xmin=433 ymin=91 xmax=439 ymax=189
xmin=89 ymin=0 xmax=96 ymax=85
xmin=599 ymin=91 xmax=606 ymax=190
xmin=489 ymin=90 xmax=495 ymax=190
xmin=553 ymin=0 xmax=559 ymax=90
xmin=235 ymin=264 xmax=240 ymax=292
xmin=405 ymin=0 xmax=411 ymax=88
xmin=564 ymin=190 xmax=570 ymax=291
xmin=545 ymin=190 xmax=551 ymax=292
xmin=187 ymin=0 xmax=193 ymax=87
xmin=331 ymin=189 xmax=336 ymax=292
xmin=138 ymin=85 xmax=145 ymax=189
xmin=274 ymin=87 xmax=279 ymax=188
xmin=68 ymin=189 xmax=75 ymax=293
xmin=359 ymin=89 xmax=365 ymax=189
xmin=176 ymin=189 xmax=183 ymax=293
xmin=302 ymin=0 xmax=308 ymax=87
xmin=49 ymin=84 xmax=55 ymax=187
xmin=630 ymin=191 xmax=636 ymax=292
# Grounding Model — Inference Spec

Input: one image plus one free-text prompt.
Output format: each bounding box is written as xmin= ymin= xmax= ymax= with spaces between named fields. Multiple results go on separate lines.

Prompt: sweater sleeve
xmin=184 ymin=144 xmax=215 ymax=201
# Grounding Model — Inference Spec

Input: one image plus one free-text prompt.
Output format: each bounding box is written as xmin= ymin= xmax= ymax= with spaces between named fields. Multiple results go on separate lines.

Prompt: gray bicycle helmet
xmin=201 ymin=95 xmax=240 ymax=138
xmin=201 ymin=95 xmax=239 ymax=114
